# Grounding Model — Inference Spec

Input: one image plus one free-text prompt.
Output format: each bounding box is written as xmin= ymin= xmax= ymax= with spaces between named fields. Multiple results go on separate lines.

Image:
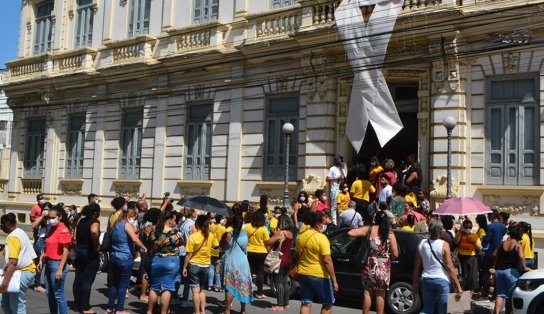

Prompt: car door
xmin=329 ymin=229 xmax=363 ymax=294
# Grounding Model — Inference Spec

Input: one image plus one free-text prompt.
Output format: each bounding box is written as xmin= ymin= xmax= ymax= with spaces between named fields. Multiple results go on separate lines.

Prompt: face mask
xmin=220 ymin=218 xmax=227 ymax=226
xmin=48 ymin=218 xmax=59 ymax=226
xmin=321 ymin=196 xmax=327 ymax=202
xmin=463 ymin=228 xmax=471 ymax=234
xmin=128 ymin=218 xmax=135 ymax=224
xmin=371 ymin=161 xmax=377 ymax=167
xmin=38 ymin=199 xmax=46 ymax=205
xmin=299 ymin=197 xmax=305 ymax=202
xmin=122 ymin=205 xmax=128 ymax=212
xmin=274 ymin=213 xmax=281 ymax=218
xmin=95 ymin=200 xmax=99 ymax=204
xmin=321 ymin=224 xmax=327 ymax=233
xmin=343 ymin=188 xmax=349 ymax=192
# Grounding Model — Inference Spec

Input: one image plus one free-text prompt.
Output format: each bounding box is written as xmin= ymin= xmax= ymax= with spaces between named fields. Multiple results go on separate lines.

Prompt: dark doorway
xmin=355 ymin=85 xmax=419 ymax=167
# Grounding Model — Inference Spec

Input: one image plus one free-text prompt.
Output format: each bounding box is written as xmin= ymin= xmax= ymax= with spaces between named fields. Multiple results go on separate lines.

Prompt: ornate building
xmin=0 ymin=0 xmax=542 ymax=223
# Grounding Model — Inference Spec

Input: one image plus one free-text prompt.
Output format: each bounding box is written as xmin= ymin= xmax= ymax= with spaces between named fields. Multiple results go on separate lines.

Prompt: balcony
xmin=53 ymin=47 xmax=97 ymax=73
xmin=246 ymin=6 xmax=303 ymax=43
xmin=101 ymin=35 xmax=157 ymax=67
xmin=6 ymin=55 xmax=51 ymax=81
xmin=166 ymin=21 xmax=229 ymax=54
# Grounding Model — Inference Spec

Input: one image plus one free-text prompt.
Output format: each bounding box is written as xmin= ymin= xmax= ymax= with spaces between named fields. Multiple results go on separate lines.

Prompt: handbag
xmin=289 ymin=232 xmax=319 ymax=282
xmin=353 ymin=226 xmax=373 ymax=267
xmin=0 ymin=269 xmax=22 ymax=293
xmin=264 ymin=232 xmax=284 ymax=274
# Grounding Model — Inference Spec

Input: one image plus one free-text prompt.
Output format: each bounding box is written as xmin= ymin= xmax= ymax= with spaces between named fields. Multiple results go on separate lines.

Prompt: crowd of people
xmin=0 ymin=154 xmax=538 ymax=314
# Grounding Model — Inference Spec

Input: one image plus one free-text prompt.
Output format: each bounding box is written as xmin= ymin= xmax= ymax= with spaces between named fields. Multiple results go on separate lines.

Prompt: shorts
xmin=299 ymin=274 xmax=335 ymax=305
xmin=495 ymin=268 xmax=519 ymax=298
xmin=188 ymin=264 xmax=209 ymax=288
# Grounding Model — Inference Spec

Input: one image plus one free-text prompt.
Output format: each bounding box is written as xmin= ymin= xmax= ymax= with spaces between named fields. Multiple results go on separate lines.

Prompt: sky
xmin=0 ymin=1 xmax=22 ymax=69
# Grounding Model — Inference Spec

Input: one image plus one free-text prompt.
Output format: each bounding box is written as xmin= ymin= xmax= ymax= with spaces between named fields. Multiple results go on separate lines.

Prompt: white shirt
xmin=5 ymin=228 xmax=37 ymax=270
xmin=418 ymin=239 xmax=449 ymax=281
xmin=379 ymin=185 xmax=392 ymax=204
xmin=327 ymin=166 xmax=344 ymax=191
xmin=339 ymin=209 xmax=363 ymax=228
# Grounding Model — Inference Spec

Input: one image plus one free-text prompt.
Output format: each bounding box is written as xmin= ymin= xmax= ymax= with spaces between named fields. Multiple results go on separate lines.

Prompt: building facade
xmin=0 ymin=0 xmax=543 ymax=223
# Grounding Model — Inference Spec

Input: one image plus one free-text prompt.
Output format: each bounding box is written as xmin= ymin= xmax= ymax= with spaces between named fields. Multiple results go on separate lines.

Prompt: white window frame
xmin=65 ymin=114 xmax=86 ymax=178
xmin=193 ymin=0 xmax=219 ymax=24
xmin=270 ymin=0 xmax=296 ymax=9
xmin=485 ymin=75 xmax=540 ymax=186
xmin=34 ymin=1 xmax=54 ymax=55
xmin=120 ymin=110 xmax=143 ymax=180
xmin=263 ymin=95 xmax=299 ymax=181
xmin=24 ymin=119 xmax=46 ymax=178
xmin=75 ymin=0 xmax=94 ymax=48
xmin=128 ymin=0 xmax=150 ymax=37
xmin=184 ymin=104 xmax=213 ymax=180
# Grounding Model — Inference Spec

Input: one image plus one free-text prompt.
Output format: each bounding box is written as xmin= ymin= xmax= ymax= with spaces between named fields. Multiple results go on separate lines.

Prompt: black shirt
xmin=76 ymin=216 xmax=100 ymax=261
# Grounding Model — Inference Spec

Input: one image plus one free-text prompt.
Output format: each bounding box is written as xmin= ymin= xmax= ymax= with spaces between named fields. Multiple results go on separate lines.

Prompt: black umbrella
xmin=177 ymin=195 xmax=233 ymax=217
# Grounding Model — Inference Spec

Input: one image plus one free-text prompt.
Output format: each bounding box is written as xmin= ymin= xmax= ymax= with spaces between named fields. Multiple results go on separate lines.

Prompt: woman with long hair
xmin=221 ymin=214 xmax=253 ymax=314
xmin=311 ymin=189 xmax=330 ymax=213
xmin=106 ymin=197 xmax=147 ymax=314
xmin=520 ymin=222 xmax=535 ymax=270
xmin=38 ymin=205 xmax=72 ymax=314
xmin=476 ymin=214 xmax=488 ymax=295
xmin=73 ymin=203 xmax=101 ymax=314
xmin=147 ymin=210 xmax=184 ymax=314
xmin=293 ymin=191 xmax=310 ymax=230
xmin=244 ymin=211 xmax=269 ymax=299
xmin=348 ymin=211 xmax=399 ymax=314
xmin=182 ymin=215 xmax=219 ymax=314
xmin=265 ymin=214 xmax=294 ymax=311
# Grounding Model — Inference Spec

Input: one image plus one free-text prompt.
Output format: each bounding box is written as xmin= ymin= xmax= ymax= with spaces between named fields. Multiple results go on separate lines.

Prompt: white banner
xmin=336 ymin=0 xmax=404 ymax=151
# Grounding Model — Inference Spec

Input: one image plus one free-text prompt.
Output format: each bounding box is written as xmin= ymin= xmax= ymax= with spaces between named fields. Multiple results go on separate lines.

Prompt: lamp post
xmin=282 ymin=122 xmax=294 ymax=209
xmin=442 ymin=116 xmax=457 ymax=199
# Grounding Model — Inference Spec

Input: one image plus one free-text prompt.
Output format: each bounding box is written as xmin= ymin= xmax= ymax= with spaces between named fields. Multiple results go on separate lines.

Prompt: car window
xmin=330 ymin=231 xmax=360 ymax=255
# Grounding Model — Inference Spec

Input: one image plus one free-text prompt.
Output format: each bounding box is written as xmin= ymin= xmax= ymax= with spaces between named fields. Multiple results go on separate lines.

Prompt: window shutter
xmin=487 ymin=107 xmax=504 ymax=185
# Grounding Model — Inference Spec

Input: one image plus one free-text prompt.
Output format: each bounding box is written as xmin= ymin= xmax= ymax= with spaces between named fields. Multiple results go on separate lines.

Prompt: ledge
xmin=112 ymin=179 xmax=143 ymax=186
xmin=50 ymin=47 xmax=98 ymax=60
xmin=104 ymin=35 xmax=157 ymax=48
xmin=59 ymin=178 xmax=84 ymax=184
xmin=166 ymin=21 xmax=229 ymax=36
xmin=5 ymin=54 xmax=52 ymax=67
xmin=177 ymin=180 xmax=214 ymax=188
xmin=477 ymin=185 xmax=544 ymax=196
xmin=256 ymin=181 xmax=300 ymax=190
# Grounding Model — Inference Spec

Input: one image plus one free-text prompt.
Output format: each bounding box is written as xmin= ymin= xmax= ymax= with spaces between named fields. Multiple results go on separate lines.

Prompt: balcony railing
xmin=167 ymin=21 xmax=229 ymax=54
xmin=6 ymin=55 xmax=50 ymax=79
xmin=54 ymin=47 xmax=97 ymax=72
xmin=105 ymin=35 xmax=156 ymax=65
xmin=246 ymin=6 xmax=303 ymax=42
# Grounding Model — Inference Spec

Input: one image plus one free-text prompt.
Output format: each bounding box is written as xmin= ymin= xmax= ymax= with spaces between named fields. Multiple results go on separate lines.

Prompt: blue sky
xmin=0 ymin=1 xmax=22 ymax=69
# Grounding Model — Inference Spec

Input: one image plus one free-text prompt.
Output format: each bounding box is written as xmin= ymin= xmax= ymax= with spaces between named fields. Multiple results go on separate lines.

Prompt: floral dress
xmin=224 ymin=230 xmax=254 ymax=304
xmin=362 ymin=233 xmax=391 ymax=291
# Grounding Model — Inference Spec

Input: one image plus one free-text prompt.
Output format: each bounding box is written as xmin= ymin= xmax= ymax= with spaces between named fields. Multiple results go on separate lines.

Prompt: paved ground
xmin=18 ymin=269 xmax=499 ymax=314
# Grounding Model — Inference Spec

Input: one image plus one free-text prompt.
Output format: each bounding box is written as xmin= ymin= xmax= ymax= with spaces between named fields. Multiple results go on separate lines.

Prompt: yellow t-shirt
xmin=401 ymin=225 xmax=415 ymax=232
xmin=186 ymin=231 xmax=219 ymax=265
xmin=6 ymin=237 xmax=36 ymax=273
xmin=269 ymin=217 xmax=279 ymax=231
xmin=299 ymin=223 xmax=310 ymax=234
xmin=458 ymin=233 xmax=481 ymax=256
xmin=522 ymin=233 xmax=535 ymax=259
xmin=245 ymin=225 xmax=270 ymax=254
xmin=296 ymin=230 xmax=331 ymax=279
xmin=108 ymin=211 xmax=121 ymax=230
xmin=369 ymin=165 xmax=383 ymax=183
xmin=210 ymin=224 xmax=226 ymax=257
xmin=404 ymin=193 xmax=418 ymax=208
xmin=476 ymin=228 xmax=486 ymax=239
xmin=350 ymin=180 xmax=375 ymax=201
xmin=336 ymin=192 xmax=351 ymax=213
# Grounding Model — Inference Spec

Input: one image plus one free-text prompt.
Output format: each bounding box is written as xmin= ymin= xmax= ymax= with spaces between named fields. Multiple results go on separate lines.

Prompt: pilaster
xmin=225 ymin=66 xmax=244 ymax=202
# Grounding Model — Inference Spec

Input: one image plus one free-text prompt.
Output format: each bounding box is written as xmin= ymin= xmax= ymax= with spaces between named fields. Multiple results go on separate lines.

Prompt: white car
xmin=512 ymin=269 xmax=544 ymax=314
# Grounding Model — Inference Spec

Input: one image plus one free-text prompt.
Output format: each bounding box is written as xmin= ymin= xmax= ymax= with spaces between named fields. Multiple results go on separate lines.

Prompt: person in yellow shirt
xmin=350 ymin=171 xmax=376 ymax=224
xmin=244 ymin=211 xmax=270 ymax=299
xmin=520 ymin=222 xmax=535 ymax=269
xmin=336 ymin=182 xmax=351 ymax=214
xmin=0 ymin=213 xmax=37 ymax=313
xmin=403 ymin=185 xmax=418 ymax=208
xmin=182 ymin=215 xmax=219 ymax=314
xmin=454 ymin=220 xmax=482 ymax=297
xmin=208 ymin=214 xmax=226 ymax=292
xmin=400 ymin=214 xmax=416 ymax=232
xmin=296 ymin=212 xmax=338 ymax=314
xmin=369 ymin=156 xmax=383 ymax=184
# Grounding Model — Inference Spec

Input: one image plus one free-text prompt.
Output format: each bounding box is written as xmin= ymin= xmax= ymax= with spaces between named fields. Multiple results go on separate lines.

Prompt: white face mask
xmin=95 ymin=199 xmax=99 ymax=204
xmin=122 ymin=205 xmax=128 ymax=212
xmin=220 ymin=218 xmax=227 ymax=226
xmin=48 ymin=218 xmax=59 ymax=226
xmin=321 ymin=224 xmax=327 ymax=233
xmin=128 ymin=218 xmax=135 ymax=224
xmin=38 ymin=199 xmax=46 ymax=205
xmin=274 ymin=213 xmax=281 ymax=218
xmin=321 ymin=196 xmax=327 ymax=202
xmin=343 ymin=188 xmax=349 ymax=192
xmin=299 ymin=197 xmax=306 ymax=202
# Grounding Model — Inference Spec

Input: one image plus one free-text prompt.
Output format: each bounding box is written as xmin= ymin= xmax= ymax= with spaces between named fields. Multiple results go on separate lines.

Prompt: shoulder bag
xmin=289 ymin=231 xmax=319 ymax=282
xmin=264 ymin=231 xmax=284 ymax=274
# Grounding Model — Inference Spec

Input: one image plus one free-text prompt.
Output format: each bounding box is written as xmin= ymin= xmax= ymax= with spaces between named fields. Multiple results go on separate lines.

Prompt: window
xmin=75 ymin=0 xmax=94 ymax=48
xmin=24 ymin=119 xmax=46 ymax=178
xmin=185 ymin=104 xmax=213 ymax=180
xmin=271 ymin=0 xmax=297 ymax=9
xmin=120 ymin=110 xmax=143 ymax=179
xmin=128 ymin=0 xmax=150 ymax=37
xmin=486 ymin=76 xmax=539 ymax=185
xmin=193 ymin=0 xmax=219 ymax=24
xmin=264 ymin=96 xmax=299 ymax=181
xmin=66 ymin=115 xmax=85 ymax=178
xmin=34 ymin=2 xmax=54 ymax=54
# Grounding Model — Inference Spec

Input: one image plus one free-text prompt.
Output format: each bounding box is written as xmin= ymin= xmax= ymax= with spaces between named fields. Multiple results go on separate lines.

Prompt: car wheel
xmin=99 ymin=251 xmax=109 ymax=273
xmin=268 ymin=272 xmax=298 ymax=298
xmin=386 ymin=281 xmax=421 ymax=314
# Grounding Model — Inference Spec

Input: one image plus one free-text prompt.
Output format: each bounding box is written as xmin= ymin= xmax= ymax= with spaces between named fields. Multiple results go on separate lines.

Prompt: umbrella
xmin=177 ymin=195 xmax=233 ymax=217
xmin=434 ymin=197 xmax=492 ymax=216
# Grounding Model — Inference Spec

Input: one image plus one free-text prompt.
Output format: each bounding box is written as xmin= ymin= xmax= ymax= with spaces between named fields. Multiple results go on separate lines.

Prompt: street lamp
xmin=442 ymin=116 xmax=457 ymax=199
xmin=282 ymin=122 xmax=294 ymax=209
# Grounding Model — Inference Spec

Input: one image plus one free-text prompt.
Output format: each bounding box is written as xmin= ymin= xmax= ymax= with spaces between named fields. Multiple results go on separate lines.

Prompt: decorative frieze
xmin=301 ymin=174 xmax=326 ymax=196
xmin=112 ymin=180 xmax=142 ymax=199
xmin=502 ymin=52 xmax=520 ymax=73
xmin=177 ymin=181 xmax=213 ymax=200
xmin=483 ymin=194 xmax=539 ymax=216
xmin=59 ymin=179 xmax=84 ymax=196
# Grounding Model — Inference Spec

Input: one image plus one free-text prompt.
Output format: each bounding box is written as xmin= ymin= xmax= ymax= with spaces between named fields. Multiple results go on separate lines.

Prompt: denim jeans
xmin=107 ymin=257 xmax=133 ymax=311
xmin=208 ymin=256 xmax=221 ymax=288
xmin=1 ymin=270 xmax=34 ymax=314
xmin=45 ymin=259 xmax=69 ymax=314
xmin=33 ymin=238 xmax=46 ymax=287
xmin=420 ymin=277 xmax=450 ymax=314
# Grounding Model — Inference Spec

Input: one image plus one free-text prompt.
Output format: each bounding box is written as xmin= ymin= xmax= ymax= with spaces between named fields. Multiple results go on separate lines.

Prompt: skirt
xmin=149 ymin=255 xmax=179 ymax=292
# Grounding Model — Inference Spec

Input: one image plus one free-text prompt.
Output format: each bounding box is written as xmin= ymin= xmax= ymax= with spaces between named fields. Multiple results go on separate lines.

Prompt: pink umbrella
xmin=434 ymin=197 xmax=492 ymax=216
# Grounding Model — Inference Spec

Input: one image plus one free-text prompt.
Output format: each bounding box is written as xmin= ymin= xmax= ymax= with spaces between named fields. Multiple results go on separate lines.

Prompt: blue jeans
xmin=33 ymin=238 xmax=46 ymax=287
xmin=1 ymin=270 xmax=34 ymax=314
xmin=420 ymin=277 xmax=450 ymax=314
xmin=208 ymin=256 xmax=221 ymax=288
xmin=107 ymin=257 xmax=133 ymax=311
xmin=45 ymin=259 xmax=69 ymax=314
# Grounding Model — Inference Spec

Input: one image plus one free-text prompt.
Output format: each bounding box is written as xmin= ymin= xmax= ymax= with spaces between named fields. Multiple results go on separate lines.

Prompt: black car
xmin=269 ymin=228 xmax=425 ymax=314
